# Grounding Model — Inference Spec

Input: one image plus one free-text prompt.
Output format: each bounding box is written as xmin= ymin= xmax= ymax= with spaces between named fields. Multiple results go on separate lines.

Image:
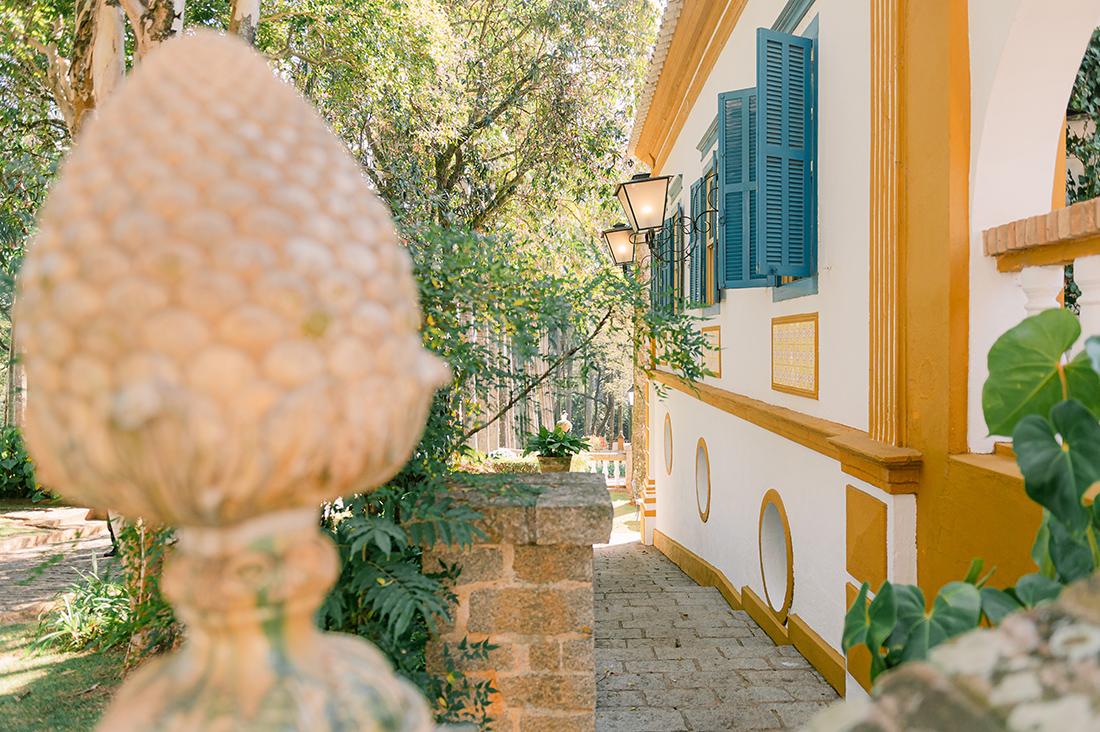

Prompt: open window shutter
xmin=659 ymin=216 xmax=673 ymax=312
xmin=756 ymin=28 xmax=813 ymax=278
xmin=718 ymin=88 xmax=769 ymax=289
xmin=689 ymin=178 xmax=703 ymax=303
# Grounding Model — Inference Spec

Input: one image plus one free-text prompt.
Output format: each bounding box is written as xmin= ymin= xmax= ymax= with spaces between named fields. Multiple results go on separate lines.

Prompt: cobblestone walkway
xmin=0 ymin=534 xmax=115 ymax=621
xmin=594 ymin=541 xmax=839 ymax=732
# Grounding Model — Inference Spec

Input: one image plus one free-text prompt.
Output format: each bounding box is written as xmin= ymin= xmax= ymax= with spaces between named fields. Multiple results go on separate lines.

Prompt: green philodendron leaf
xmin=1031 ymin=511 xmax=1057 ymax=577
xmin=896 ymin=581 xmax=982 ymax=665
xmin=983 ymin=309 xmax=1100 ymax=436
xmin=866 ymin=581 xmax=898 ymax=654
xmin=885 ymin=584 xmax=926 ymax=650
xmin=979 ymin=587 xmax=1022 ymax=624
xmin=1014 ymin=573 xmax=1065 ymax=607
xmin=1012 ymin=400 xmax=1100 ymax=534
xmin=1084 ymin=335 xmax=1100 ymax=377
xmin=962 ymin=558 xmax=984 ymax=585
xmin=841 ymin=582 xmax=870 ymax=652
xmin=1047 ymin=519 xmax=1096 ymax=583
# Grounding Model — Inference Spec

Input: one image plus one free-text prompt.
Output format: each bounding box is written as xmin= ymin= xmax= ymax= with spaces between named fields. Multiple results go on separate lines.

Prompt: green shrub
xmin=36 ymin=557 xmax=130 ymax=651
xmin=0 ymin=425 xmax=42 ymax=500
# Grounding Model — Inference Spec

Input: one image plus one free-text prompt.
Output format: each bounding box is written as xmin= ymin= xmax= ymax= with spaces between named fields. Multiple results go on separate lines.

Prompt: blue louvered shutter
xmin=658 ymin=216 xmax=672 ymax=312
xmin=689 ymin=178 xmax=703 ymax=304
xmin=756 ymin=28 xmax=814 ymax=278
xmin=718 ymin=88 xmax=769 ymax=289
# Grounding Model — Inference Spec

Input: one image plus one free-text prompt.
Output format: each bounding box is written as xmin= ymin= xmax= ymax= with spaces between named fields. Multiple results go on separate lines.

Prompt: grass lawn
xmin=608 ymin=488 xmax=641 ymax=534
xmin=0 ymin=622 xmax=124 ymax=731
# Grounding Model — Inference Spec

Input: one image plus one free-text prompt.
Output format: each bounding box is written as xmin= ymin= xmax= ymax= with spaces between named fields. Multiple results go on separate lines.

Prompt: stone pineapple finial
xmin=17 ymin=30 xmax=449 ymax=731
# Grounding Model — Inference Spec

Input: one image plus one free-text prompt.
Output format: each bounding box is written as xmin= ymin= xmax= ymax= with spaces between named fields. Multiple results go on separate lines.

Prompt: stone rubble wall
xmin=425 ymin=473 xmax=613 ymax=732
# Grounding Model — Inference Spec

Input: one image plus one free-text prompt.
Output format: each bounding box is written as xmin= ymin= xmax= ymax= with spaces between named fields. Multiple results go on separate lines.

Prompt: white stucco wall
xmin=967 ymin=0 xmax=1100 ymax=450
xmin=648 ymin=0 xmax=875 ymax=659
xmin=651 ymin=382 xmax=847 ymax=649
xmin=657 ymin=0 xmax=870 ymax=433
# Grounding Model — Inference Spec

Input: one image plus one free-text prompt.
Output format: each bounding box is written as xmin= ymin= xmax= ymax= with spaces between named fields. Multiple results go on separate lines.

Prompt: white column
xmin=1019 ymin=264 xmax=1065 ymax=317
xmin=1075 ymin=255 xmax=1100 ymax=348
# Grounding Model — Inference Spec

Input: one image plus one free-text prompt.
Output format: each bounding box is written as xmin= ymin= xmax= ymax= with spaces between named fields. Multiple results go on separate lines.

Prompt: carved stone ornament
xmin=16 ymin=31 xmax=449 ymax=731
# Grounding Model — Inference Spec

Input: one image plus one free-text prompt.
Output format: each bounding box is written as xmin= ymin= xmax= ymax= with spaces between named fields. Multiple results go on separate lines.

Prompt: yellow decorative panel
xmin=701 ymin=326 xmax=721 ymax=377
xmin=772 ymin=313 xmax=818 ymax=399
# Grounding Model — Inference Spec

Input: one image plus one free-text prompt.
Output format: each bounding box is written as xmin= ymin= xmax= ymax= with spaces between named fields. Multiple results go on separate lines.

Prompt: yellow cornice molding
xmin=634 ymin=0 xmax=750 ymax=172
xmin=651 ymin=369 xmax=923 ymax=494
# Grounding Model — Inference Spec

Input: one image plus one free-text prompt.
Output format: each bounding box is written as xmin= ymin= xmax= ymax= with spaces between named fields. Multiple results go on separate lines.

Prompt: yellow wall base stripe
xmin=653 ymin=530 xmax=742 ymax=608
xmin=788 ymin=614 xmax=845 ymax=695
xmin=653 ymin=530 xmax=853 ymax=695
xmin=741 ymin=586 xmax=791 ymax=646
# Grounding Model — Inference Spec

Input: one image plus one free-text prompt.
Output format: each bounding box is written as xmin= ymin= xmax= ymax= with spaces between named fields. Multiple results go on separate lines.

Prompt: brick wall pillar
xmin=426 ymin=473 xmax=612 ymax=732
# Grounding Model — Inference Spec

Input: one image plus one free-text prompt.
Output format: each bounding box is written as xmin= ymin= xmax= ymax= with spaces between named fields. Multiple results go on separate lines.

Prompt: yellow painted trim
xmin=845 ymin=582 xmax=872 ymax=692
xmin=758 ymin=489 xmax=793 ymax=622
xmin=789 ymin=614 xmax=845 ymax=696
xmin=845 ymin=485 xmax=888 ymax=590
xmin=650 ymin=370 xmax=922 ymax=493
xmin=741 ymin=586 xmax=791 ymax=646
xmin=701 ymin=325 xmax=722 ymax=378
xmin=995 ymin=232 xmax=1100 ymax=272
xmin=653 ymin=529 xmax=742 ymax=609
xmin=696 ymin=437 xmax=711 ymax=523
xmin=770 ymin=313 xmax=819 ymax=399
xmin=641 ymin=0 xmax=752 ymax=173
xmin=903 ymin=0 xmax=974 ymax=596
xmin=664 ymin=412 xmax=673 ymax=475
xmin=869 ymin=0 xmax=904 ymax=446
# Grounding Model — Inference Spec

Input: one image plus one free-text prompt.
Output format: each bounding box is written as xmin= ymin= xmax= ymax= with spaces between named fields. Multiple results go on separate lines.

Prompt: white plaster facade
xmin=640 ymin=0 xmax=1100 ymax=696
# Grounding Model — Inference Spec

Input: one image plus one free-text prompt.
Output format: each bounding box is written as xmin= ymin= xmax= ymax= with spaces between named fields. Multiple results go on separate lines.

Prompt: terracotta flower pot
xmin=537 ymin=456 xmax=572 ymax=473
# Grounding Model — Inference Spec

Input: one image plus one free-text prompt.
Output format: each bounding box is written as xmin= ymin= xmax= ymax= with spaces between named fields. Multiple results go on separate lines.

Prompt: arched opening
xmin=968 ymin=0 xmax=1100 ymax=448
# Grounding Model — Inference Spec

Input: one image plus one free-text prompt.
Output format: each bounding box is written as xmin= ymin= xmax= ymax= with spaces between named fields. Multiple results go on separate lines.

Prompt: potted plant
xmin=522 ymin=425 xmax=590 ymax=473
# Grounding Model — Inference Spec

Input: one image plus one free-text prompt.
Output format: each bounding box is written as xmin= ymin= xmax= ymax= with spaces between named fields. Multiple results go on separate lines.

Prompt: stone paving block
xmin=652 ymin=645 xmax=724 ymax=660
xmin=642 ymin=688 xmax=719 ymax=707
xmin=596 ymin=709 xmax=687 ymax=732
xmin=664 ymin=671 xmax=748 ymax=689
xmin=786 ymin=684 xmax=839 ymax=702
xmin=697 ymin=626 xmax=758 ymax=637
xmin=762 ymin=701 xmax=831 ymax=727
xmin=596 ymin=672 xmax=668 ymax=690
xmin=682 ymin=707 xmax=781 ymax=730
xmin=716 ymin=686 xmax=794 ymax=704
xmin=623 ymin=659 xmax=697 ymax=674
xmin=741 ymin=669 xmax=830 ymax=687
xmin=625 ymin=638 xmax=680 ymax=648
xmin=601 ymin=628 xmax=643 ymax=639
xmin=594 ymin=541 xmax=838 ymax=731
xmin=700 ymin=655 xmax=772 ymax=670
xmin=596 ymin=690 xmax=645 ymax=707
xmin=598 ymin=646 xmax=658 ymax=662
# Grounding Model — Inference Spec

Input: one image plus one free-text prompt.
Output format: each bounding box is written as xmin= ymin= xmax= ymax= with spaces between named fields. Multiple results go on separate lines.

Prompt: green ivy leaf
xmin=983 ymin=309 xmax=1100 ymax=437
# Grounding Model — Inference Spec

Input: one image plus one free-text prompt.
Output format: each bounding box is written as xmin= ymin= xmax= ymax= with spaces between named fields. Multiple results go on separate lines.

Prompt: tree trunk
xmin=92 ymin=0 xmax=126 ymax=105
xmin=228 ymin=0 xmax=261 ymax=45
